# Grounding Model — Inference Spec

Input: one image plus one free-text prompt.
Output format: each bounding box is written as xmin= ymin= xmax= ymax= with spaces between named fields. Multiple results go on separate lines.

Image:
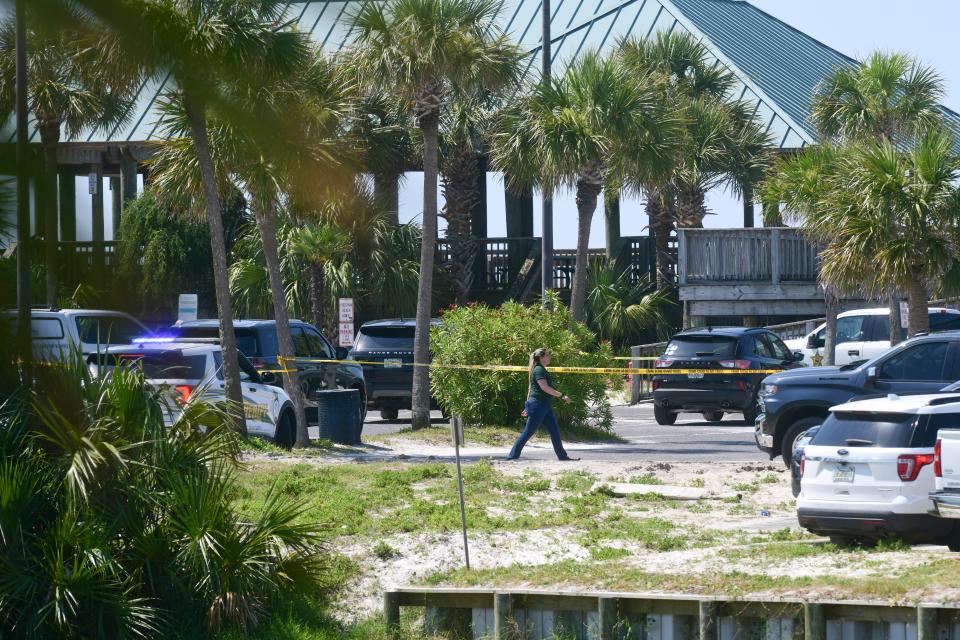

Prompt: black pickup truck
xmin=755 ymin=332 xmax=960 ymax=465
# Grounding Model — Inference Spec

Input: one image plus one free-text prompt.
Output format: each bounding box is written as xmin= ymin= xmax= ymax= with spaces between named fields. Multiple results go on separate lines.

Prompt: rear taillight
xmin=652 ymin=380 xmax=662 ymax=391
xmin=654 ymin=358 xmax=672 ymax=368
xmin=800 ymin=452 xmax=806 ymax=477
xmin=935 ymin=439 xmax=943 ymax=477
xmin=897 ymin=453 xmax=935 ymax=482
xmin=736 ymin=381 xmax=748 ymax=392
xmin=174 ymin=385 xmax=194 ymax=405
xmin=719 ymin=359 xmax=751 ymax=370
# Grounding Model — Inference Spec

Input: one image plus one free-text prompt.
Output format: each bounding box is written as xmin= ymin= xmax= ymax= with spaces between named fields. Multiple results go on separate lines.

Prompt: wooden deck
xmin=677 ymin=228 xmax=833 ymax=317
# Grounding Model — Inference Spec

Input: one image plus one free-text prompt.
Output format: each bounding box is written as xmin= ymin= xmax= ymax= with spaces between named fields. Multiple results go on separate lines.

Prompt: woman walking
xmin=506 ymin=348 xmax=578 ymax=461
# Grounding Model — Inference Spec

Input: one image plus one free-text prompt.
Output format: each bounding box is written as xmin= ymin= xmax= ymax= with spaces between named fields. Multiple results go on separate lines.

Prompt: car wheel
xmin=274 ymin=409 xmax=296 ymax=449
xmin=781 ymin=417 xmax=822 ymax=467
xmin=742 ymin=397 xmax=760 ymax=426
xmin=702 ymin=411 xmax=723 ymax=423
xmin=654 ymin=405 xmax=677 ymax=426
xmin=354 ymin=388 xmax=368 ymax=423
xmin=947 ymin=524 xmax=960 ymax=552
xmin=381 ymin=408 xmax=399 ymax=421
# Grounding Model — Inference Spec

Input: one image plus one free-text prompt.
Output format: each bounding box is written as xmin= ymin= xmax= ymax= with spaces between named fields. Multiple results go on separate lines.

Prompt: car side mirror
xmin=335 ymin=347 xmax=349 ymax=361
xmin=865 ymin=366 xmax=878 ymax=386
xmin=807 ymin=336 xmax=824 ymax=350
xmin=261 ymin=371 xmax=277 ymax=385
xmin=793 ymin=351 xmax=805 ymax=362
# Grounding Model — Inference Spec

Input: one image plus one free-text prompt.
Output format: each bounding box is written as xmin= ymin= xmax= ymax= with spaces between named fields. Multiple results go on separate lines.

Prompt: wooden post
xmin=699 ymin=600 xmax=719 ymax=640
xmin=90 ymin=159 xmax=105 ymax=268
xmin=803 ymin=603 xmax=825 ymax=640
xmin=677 ymin=229 xmax=688 ymax=286
xmin=493 ymin=593 xmax=514 ymax=640
xmin=770 ymin=228 xmax=781 ymax=286
xmin=917 ymin=606 xmax=938 ymax=640
xmin=120 ymin=147 xmax=138 ymax=205
xmin=58 ymin=170 xmax=76 ymax=242
xmin=383 ymin=591 xmax=401 ymax=633
xmin=599 ymin=597 xmax=621 ymax=640
xmin=110 ymin=177 xmax=121 ymax=240
xmin=604 ymin=195 xmax=621 ymax=261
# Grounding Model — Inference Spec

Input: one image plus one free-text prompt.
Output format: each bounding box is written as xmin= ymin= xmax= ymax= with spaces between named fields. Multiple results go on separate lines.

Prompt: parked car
xmin=797 ymin=393 xmax=960 ymax=549
xmin=651 ymin=327 xmax=805 ymax=426
xmin=790 ymin=425 xmax=821 ymax=497
xmin=349 ymin=318 xmax=442 ymax=421
xmin=784 ymin=307 xmax=960 ymax=367
xmin=929 ymin=418 xmax=960 ymax=519
xmin=756 ymin=331 xmax=960 ymax=465
xmin=89 ymin=339 xmax=301 ymax=446
xmin=2 ymin=307 xmax=151 ymax=360
xmin=174 ymin=319 xmax=366 ymax=418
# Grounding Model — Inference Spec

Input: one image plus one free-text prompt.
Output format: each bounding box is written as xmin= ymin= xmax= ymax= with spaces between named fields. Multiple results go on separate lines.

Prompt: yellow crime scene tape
xmin=266 ymin=356 xmax=779 ymax=376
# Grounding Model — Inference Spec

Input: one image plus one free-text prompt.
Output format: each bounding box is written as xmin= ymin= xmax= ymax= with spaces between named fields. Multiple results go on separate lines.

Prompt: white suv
xmin=91 ymin=339 xmax=301 ymax=447
xmin=797 ymin=393 xmax=960 ymax=548
xmin=2 ymin=308 xmax=151 ymax=360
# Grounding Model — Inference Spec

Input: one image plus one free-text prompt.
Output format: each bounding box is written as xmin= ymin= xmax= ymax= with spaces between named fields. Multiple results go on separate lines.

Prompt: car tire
xmin=742 ymin=397 xmax=760 ymax=426
xmin=654 ymin=405 xmax=677 ymax=426
xmin=702 ymin=411 xmax=723 ymax=423
xmin=274 ymin=409 xmax=296 ymax=449
xmin=381 ymin=408 xmax=399 ymax=421
xmin=354 ymin=388 xmax=368 ymax=423
xmin=947 ymin=524 xmax=960 ymax=552
xmin=780 ymin=417 xmax=822 ymax=467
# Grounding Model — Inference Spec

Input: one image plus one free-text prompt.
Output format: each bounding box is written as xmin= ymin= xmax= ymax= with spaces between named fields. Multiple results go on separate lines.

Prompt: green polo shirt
xmin=530 ymin=364 xmax=553 ymax=403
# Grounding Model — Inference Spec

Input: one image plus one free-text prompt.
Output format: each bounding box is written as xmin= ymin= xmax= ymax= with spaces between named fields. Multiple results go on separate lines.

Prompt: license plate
xmin=687 ymin=373 xmax=704 ymax=379
xmin=833 ymin=466 xmax=854 ymax=483
xmin=384 ymin=359 xmax=402 ymax=368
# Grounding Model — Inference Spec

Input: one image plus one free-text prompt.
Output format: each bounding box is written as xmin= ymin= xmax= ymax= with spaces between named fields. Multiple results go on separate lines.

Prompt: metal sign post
xmin=451 ymin=415 xmax=470 ymax=569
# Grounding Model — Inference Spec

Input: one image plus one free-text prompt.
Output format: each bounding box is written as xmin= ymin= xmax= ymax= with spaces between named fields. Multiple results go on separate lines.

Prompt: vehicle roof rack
xmin=926 ymin=395 xmax=960 ymax=407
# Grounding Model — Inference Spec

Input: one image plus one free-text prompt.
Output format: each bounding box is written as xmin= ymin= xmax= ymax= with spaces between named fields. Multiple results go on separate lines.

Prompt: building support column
xmin=605 ymin=192 xmax=621 ymax=261
xmin=110 ymin=177 xmax=122 ymax=240
xmin=91 ymin=158 xmax=105 ymax=268
xmin=505 ymin=186 xmax=534 ymax=278
xmin=120 ymin=146 xmax=138 ymax=206
xmin=59 ymin=170 xmax=76 ymax=242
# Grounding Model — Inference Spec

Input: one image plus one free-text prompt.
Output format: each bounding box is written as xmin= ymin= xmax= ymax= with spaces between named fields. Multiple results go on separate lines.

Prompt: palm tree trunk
xmin=823 ymin=285 xmax=839 ymax=366
xmin=184 ymin=94 xmax=246 ymax=436
xmin=39 ymin=123 xmax=59 ymax=306
xmin=907 ymin=273 xmax=930 ymax=336
xmin=411 ymin=110 xmax=440 ymax=430
xmin=252 ymin=200 xmax=309 ymax=447
xmin=647 ymin=191 xmax=673 ymax=290
xmin=571 ymin=172 xmax=602 ymax=322
xmin=440 ymin=146 xmax=479 ymax=305
xmin=676 ymin=187 xmax=706 ymax=229
xmin=887 ymin=290 xmax=903 ymax=346
xmin=374 ymin=173 xmax=400 ymax=226
xmin=310 ymin=263 xmax=325 ymax=331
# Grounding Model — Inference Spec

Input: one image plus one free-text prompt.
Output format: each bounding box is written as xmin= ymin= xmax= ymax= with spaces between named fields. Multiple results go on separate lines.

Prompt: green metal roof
xmin=12 ymin=0 xmax=960 ymax=150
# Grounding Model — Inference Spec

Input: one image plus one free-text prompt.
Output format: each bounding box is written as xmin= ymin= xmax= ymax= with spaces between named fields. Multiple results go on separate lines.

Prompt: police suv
xmin=90 ymin=338 xmax=301 ymax=447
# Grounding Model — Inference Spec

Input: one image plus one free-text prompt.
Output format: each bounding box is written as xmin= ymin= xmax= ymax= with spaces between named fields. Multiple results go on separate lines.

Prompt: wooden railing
xmin=678 ymin=228 xmax=817 ymax=285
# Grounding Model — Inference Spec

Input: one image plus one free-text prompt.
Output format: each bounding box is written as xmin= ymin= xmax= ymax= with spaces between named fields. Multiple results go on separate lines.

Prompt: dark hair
xmin=528 ymin=347 xmax=549 ymax=389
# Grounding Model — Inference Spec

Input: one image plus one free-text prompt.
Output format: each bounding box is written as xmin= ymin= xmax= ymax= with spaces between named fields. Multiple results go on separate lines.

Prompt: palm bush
xmin=586 ymin=260 xmax=672 ymax=349
xmin=0 ymin=356 xmax=326 ymax=638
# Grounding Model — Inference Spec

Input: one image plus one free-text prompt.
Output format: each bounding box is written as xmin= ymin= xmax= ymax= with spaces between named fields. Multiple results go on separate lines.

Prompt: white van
xmin=2 ymin=308 xmax=151 ymax=360
xmin=785 ymin=307 xmax=960 ymax=366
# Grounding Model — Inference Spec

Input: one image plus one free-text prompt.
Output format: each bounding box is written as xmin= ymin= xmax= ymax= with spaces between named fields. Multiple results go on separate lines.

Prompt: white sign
xmin=88 ymin=173 xmax=98 ymax=195
xmin=338 ymin=298 xmax=354 ymax=322
xmin=178 ymin=293 xmax=198 ymax=323
xmin=900 ymin=301 xmax=909 ymax=330
xmin=338 ymin=322 xmax=354 ymax=347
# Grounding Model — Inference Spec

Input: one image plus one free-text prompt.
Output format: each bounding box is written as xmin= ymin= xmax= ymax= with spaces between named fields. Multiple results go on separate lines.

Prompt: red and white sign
xmin=338 ymin=299 xmax=354 ymax=347
xmin=338 ymin=322 xmax=354 ymax=347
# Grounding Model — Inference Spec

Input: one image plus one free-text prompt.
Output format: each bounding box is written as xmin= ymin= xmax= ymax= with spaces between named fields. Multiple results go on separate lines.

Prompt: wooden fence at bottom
xmin=384 ymin=589 xmax=957 ymax=640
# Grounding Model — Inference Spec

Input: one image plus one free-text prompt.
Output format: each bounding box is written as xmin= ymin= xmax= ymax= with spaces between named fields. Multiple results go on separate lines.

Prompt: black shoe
xmin=504 ymin=456 xmax=519 ymax=461
xmin=557 ymin=456 xmax=580 ymax=461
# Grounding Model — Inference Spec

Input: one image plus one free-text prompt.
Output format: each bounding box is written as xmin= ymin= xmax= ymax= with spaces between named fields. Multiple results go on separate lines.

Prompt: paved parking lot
xmin=361 ymin=403 xmax=770 ymax=463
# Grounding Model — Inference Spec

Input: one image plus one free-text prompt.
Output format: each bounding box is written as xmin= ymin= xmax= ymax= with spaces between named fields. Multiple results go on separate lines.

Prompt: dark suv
xmin=652 ymin=327 xmax=805 ymax=426
xmin=756 ymin=332 xmax=960 ymax=465
xmin=174 ymin=319 xmax=366 ymax=413
xmin=350 ymin=319 xmax=441 ymax=420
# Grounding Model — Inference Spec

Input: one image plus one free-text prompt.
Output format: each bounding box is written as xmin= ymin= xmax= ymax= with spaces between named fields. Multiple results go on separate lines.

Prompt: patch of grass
xmin=759 ymin=474 xmax=782 ymax=484
xmin=590 ymin=546 xmax=632 ymax=561
xmin=732 ymin=482 xmax=760 ymax=493
xmin=556 ymin=471 xmax=597 ymax=493
xmin=372 ymin=541 xmax=400 ymax=561
xmin=689 ymin=478 xmax=706 ymax=488
xmin=628 ymin=474 xmax=663 ymax=486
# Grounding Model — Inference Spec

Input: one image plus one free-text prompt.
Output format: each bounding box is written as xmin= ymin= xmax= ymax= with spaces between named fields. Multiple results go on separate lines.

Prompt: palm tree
xmin=0 ymin=11 xmax=140 ymax=305
xmin=349 ymin=0 xmax=522 ymax=429
xmin=491 ymin=50 xmax=677 ymax=321
xmin=811 ymin=51 xmax=946 ymax=344
xmin=290 ymin=223 xmax=352 ymax=334
xmin=585 ymin=261 xmax=672 ymax=348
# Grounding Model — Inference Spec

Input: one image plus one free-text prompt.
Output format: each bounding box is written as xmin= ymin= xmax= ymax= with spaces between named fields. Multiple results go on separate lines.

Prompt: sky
xmin=397 ymin=0 xmax=960 ymax=248
xmin=15 ymin=1 xmax=960 ymax=247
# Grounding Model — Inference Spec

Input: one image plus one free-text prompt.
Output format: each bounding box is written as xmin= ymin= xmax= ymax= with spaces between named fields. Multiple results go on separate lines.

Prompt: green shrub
xmin=430 ymin=294 xmax=620 ymax=431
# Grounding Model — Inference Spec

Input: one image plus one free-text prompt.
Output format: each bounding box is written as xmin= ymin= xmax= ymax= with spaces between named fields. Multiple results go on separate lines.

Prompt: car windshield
xmin=176 ymin=326 xmax=260 ymax=356
xmin=76 ymin=315 xmax=146 ymax=345
xmin=354 ymin=326 xmax=415 ymax=351
xmin=930 ymin=313 xmax=960 ymax=333
xmin=811 ymin=412 xmax=918 ymax=448
xmin=663 ymin=336 xmax=737 ymax=358
xmin=93 ymin=352 xmax=208 ymax=379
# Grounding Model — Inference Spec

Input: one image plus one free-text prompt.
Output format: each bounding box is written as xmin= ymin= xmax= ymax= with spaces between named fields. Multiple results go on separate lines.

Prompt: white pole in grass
xmin=451 ymin=415 xmax=470 ymax=569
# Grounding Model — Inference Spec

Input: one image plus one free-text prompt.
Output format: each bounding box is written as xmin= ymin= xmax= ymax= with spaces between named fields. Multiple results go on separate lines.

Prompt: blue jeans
xmin=507 ymin=398 xmax=569 ymax=460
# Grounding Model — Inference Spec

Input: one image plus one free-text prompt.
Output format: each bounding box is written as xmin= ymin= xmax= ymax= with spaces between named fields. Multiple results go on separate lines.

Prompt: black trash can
xmin=315 ymin=389 xmax=362 ymax=445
